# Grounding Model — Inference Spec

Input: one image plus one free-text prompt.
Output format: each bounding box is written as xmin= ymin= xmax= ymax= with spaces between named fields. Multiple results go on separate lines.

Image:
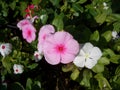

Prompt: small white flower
xmin=0 ymin=43 xmax=12 ymax=57
xmin=34 ymin=51 xmax=43 ymax=62
xmin=103 ymin=2 xmax=109 ymax=10
xmin=112 ymin=31 xmax=119 ymax=39
xmin=73 ymin=42 xmax=102 ymax=69
xmin=13 ymin=64 xmax=24 ymax=74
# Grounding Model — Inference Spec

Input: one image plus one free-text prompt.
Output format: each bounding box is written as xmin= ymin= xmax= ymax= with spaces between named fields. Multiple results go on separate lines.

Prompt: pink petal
xmin=22 ymin=24 xmax=36 ymax=43
xmin=17 ymin=19 xmax=31 ymax=30
xmin=38 ymin=24 xmax=55 ymax=41
xmin=65 ymin=39 xmax=79 ymax=55
xmin=61 ymin=52 xmax=76 ymax=64
xmin=43 ymin=37 xmax=60 ymax=65
xmin=53 ymin=31 xmax=73 ymax=44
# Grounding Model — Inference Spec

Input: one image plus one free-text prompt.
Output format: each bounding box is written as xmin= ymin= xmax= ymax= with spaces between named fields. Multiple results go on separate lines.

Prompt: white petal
xmin=90 ymin=47 xmax=102 ymax=60
xmin=82 ymin=42 xmax=94 ymax=54
xmin=79 ymin=49 xmax=85 ymax=56
xmin=85 ymin=58 xmax=97 ymax=69
xmin=73 ymin=56 xmax=85 ymax=68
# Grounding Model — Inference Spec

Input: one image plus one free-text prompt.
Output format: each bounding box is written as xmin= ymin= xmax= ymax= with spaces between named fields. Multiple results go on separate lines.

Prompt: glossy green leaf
xmin=80 ymin=69 xmax=92 ymax=87
xmin=95 ymin=13 xmax=107 ymax=24
xmin=70 ymin=68 xmax=80 ymax=80
xmin=94 ymin=73 xmax=112 ymax=90
xmin=77 ymin=0 xmax=87 ymax=4
xmin=62 ymin=63 xmax=74 ymax=72
xmin=52 ymin=13 xmax=64 ymax=31
xmin=90 ymin=30 xmax=99 ymax=41
xmin=9 ymin=82 xmax=25 ymax=90
xmin=32 ymin=0 xmax=40 ymax=5
xmin=92 ymin=64 xmax=104 ymax=73
xmin=40 ymin=14 xmax=48 ymax=24
xmin=98 ymin=57 xmax=110 ymax=65
xmin=110 ymin=55 xmax=120 ymax=64
xmin=26 ymin=78 xmax=33 ymax=90
xmin=27 ymin=63 xmax=38 ymax=70
xmin=72 ymin=3 xmax=84 ymax=13
xmin=50 ymin=0 xmax=60 ymax=6
xmin=2 ymin=57 xmax=12 ymax=73
xmin=102 ymin=31 xmax=112 ymax=42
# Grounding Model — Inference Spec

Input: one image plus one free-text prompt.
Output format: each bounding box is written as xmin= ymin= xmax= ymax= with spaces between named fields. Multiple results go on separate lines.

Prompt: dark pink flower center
xmin=2 ymin=45 xmax=5 ymax=49
xmin=56 ymin=44 xmax=66 ymax=53
xmin=16 ymin=69 xmax=18 ymax=72
xmin=35 ymin=54 xmax=39 ymax=58
xmin=27 ymin=30 xmax=31 ymax=36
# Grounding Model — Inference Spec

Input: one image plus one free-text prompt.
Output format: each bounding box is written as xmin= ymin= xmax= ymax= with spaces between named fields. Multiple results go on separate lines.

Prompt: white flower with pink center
xmin=13 ymin=64 xmax=24 ymax=74
xmin=34 ymin=51 xmax=43 ymax=62
xmin=0 ymin=43 xmax=12 ymax=57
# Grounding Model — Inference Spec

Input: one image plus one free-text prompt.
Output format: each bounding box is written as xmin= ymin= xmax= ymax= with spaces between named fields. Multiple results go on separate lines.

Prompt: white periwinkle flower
xmin=13 ymin=64 xmax=24 ymax=74
xmin=112 ymin=31 xmax=119 ymax=39
xmin=73 ymin=42 xmax=102 ymax=69
xmin=0 ymin=43 xmax=12 ymax=57
xmin=34 ymin=51 xmax=43 ymax=62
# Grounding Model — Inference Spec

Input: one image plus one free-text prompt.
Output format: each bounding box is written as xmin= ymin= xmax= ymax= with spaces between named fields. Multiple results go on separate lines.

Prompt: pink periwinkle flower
xmin=43 ymin=31 xmax=80 ymax=65
xmin=17 ymin=19 xmax=31 ymax=30
xmin=37 ymin=25 xmax=55 ymax=53
xmin=22 ymin=24 xmax=36 ymax=43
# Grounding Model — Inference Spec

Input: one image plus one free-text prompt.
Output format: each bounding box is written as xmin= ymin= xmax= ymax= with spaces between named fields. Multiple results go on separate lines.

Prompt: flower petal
xmin=73 ymin=56 xmax=85 ymax=68
xmin=65 ymin=39 xmax=79 ymax=55
xmin=85 ymin=58 xmax=97 ymax=69
xmin=61 ymin=53 xmax=76 ymax=64
xmin=90 ymin=47 xmax=102 ymax=60
xmin=82 ymin=42 xmax=94 ymax=54
xmin=54 ymin=31 xmax=73 ymax=44
xmin=43 ymin=36 xmax=60 ymax=65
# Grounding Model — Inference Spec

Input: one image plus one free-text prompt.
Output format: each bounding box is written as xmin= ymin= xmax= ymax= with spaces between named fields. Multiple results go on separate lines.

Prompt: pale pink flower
xmin=37 ymin=25 xmax=55 ymax=53
xmin=17 ymin=19 xmax=31 ymax=30
xmin=0 ymin=43 xmax=12 ymax=57
xmin=43 ymin=31 xmax=80 ymax=65
xmin=22 ymin=24 xmax=36 ymax=43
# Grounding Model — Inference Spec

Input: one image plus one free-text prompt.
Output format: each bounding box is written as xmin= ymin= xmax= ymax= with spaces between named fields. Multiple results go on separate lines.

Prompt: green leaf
xmin=33 ymin=81 xmax=41 ymax=89
xmin=103 ymin=49 xmax=115 ymax=57
xmin=52 ymin=13 xmax=64 ymax=31
xmin=9 ymin=82 xmax=25 ymax=90
xmin=95 ymin=13 xmax=107 ymax=24
xmin=94 ymin=73 xmax=112 ymax=90
xmin=80 ymin=69 xmax=92 ymax=87
xmin=77 ymin=0 xmax=87 ymax=4
xmin=102 ymin=31 xmax=112 ymax=42
xmin=26 ymin=78 xmax=33 ymax=90
xmin=62 ymin=63 xmax=74 ymax=72
xmin=98 ymin=57 xmax=110 ymax=65
xmin=70 ymin=68 xmax=80 ymax=80
xmin=92 ymin=64 xmax=104 ymax=73
xmin=32 ymin=0 xmax=40 ymax=5
xmin=9 ymin=1 xmax=16 ymax=10
xmin=110 ymin=55 xmax=120 ymax=64
xmin=72 ymin=3 xmax=83 ymax=13
xmin=27 ymin=63 xmax=38 ymax=70
xmin=90 ymin=30 xmax=99 ymax=41
xmin=113 ymin=22 xmax=120 ymax=32
xmin=50 ymin=0 xmax=60 ymax=7
xmin=40 ymin=14 xmax=48 ymax=24
xmin=2 ymin=57 xmax=12 ymax=73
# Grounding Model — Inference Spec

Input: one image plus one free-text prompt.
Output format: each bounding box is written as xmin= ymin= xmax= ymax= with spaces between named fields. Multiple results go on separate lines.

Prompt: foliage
xmin=0 ymin=0 xmax=120 ymax=90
